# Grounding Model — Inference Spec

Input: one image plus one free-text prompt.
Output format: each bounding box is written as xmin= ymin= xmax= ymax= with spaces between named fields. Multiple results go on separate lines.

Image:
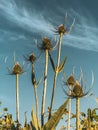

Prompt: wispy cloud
xmin=0 ymin=0 xmax=53 ymax=35
xmin=62 ymin=9 xmax=98 ymax=52
xmin=0 ymin=0 xmax=98 ymax=52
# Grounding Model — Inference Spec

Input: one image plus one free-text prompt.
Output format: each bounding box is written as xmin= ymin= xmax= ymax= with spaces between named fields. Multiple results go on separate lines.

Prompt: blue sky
xmin=0 ymin=0 xmax=98 ymax=129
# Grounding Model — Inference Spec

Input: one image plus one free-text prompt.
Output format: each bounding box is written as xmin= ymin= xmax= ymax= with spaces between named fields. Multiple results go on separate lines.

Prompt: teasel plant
xmin=48 ymin=16 xmax=75 ymax=119
xmin=83 ymin=108 xmax=98 ymax=129
xmin=62 ymin=69 xmax=94 ymax=130
xmin=63 ymin=73 xmax=75 ymax=130
xmin=35 ymin=37 xmax=57 ymax=126
xmin=7 ymin=54 xmax=24 ymax=125
xmin=25 ymin=52 xmax=42 ymax=129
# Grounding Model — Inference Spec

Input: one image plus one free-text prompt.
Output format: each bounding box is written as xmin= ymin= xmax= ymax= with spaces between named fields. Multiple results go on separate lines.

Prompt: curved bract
xmin=63 ymin=70 xmax=94 ymax=130
xmin=53 ymin=18 xmax=75 ymax=35
xmin=35 ymin=37 xmax=57 ymax=52
xmin=63 ymin=71 xmax=94 ymax=99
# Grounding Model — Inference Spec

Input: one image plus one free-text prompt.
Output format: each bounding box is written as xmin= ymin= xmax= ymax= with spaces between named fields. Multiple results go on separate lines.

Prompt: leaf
xmin=42 ymin=99 xmax=69 ymax=130
xmin=49 ymin=52 xmax=55 ymax=72
xmin=37 ymin=76 xmax=43 ymax=87
xmin=31 ymin=108 xmax=39 ymax=130
xmin=92 ymin=109 xmax=97 ymax=118
xmin=57 ymin=57 xmax=67 ymax=73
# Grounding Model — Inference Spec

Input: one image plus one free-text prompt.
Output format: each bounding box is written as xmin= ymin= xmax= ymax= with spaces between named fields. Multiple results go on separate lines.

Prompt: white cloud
xmin=0 ymin=0 xmax=98 ymax=52
xmin=0 ymin=0 xmax=53 ymax=35
xmin=61 ymin=9 xmax=98 ymax=52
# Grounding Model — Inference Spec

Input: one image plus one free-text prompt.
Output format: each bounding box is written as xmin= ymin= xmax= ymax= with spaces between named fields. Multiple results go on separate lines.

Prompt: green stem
xmin=48 ymin=33 xmax=63 ymax=119
xmin=16 ymin=74 xmax=19 ymax=122
xmin=76 ymin=97 xmax=80 ymax=130
xmin=41 ymin=50 xmax=49 ymax=126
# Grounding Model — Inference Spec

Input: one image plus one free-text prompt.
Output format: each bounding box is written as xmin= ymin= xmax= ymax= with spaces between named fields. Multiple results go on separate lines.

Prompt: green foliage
xmin=49 ymin=52 xmax=55 ymax=72
xmin=49 ymin=52 xmax=67 ymax=74
xmin=31 ymin=108 xmax=40 ymax=130
xmin=36 ymin=76 xmax=43 ymax=87
xmin=80 ymin=108 xmax=98 ymax=130
xmin=57 ymin=57 xmax=67 ymax=73
xmin=42 ymin=99 xmax=69 ymax=130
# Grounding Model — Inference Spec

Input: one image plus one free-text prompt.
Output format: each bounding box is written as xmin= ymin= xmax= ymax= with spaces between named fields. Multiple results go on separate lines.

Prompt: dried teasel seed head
xmin=73 ymin=80 xmax=83 ymax=96
xmin=12 ymin=62 xmax=23 ymax=74
xmin=29 ymin=53 xmax=36 ymax=63
xmin=57 ymin=24 xmax=66 ymax=35
xmin=66 ymin=74 xmax=75 ymax=86
xmin=41 ymin=37 xmax=53 ymax=50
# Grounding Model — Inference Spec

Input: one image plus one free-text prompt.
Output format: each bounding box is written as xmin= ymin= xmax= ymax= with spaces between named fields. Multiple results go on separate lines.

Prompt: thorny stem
xmin=16 ymin=74 xmax=19 ymax=122
xmin=41 ymin=50 xmax=49 ymax=126
xmin=48 ymin=33 xmax=63 ymax=119
xmin=32 ymin=64 xmax=39 ymax=129
xmin=76 ymin=97 xmax=80 ymax=130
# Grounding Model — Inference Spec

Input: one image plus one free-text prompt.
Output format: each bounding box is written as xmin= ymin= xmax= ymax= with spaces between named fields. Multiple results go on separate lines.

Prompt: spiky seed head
xmin=73 ymin=80 xmax=83 ymax=96
xmin=12 ymin=62 xmax=23 ymax=74
xmin=29 ymin=53 xmax=36 ymax=63
xmin=66 ymin=74 xmax=75 ymax=86
xmin=41 ymin=37 xmax=53 ymax=50
xmin=57 ymin=24 xmax=66 ymax=35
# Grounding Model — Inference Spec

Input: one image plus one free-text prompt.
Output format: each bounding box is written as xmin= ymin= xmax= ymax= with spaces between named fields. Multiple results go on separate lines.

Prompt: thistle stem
xmin=57 ymin=33 xmax=63 ymax=67
xmin=67 ymin=89 xmax=71 ymax=130
xmin=32 ymin=64 xmax=39 ymax=129
xmin=34 ymin=85 xmax=39 ymax=128
xmin=76 ymin=97 xmax=80 ymax=130
xmin=16 ymin=74 xmax=19 ymax=122
xmin=48 ymin=33 xmax=63 ymax=119
xmin=41 ymin=50 xmax=48 ymax=126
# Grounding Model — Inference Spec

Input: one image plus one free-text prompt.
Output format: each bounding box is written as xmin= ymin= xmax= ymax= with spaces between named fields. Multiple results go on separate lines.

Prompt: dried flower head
xmin=7 ymin=54 xmax=24 ymax=75
xmin=35 ymin=36 xmax=57 ymax=52
xmin=55 ymin=24 xmax=66 ymax=35
xmin=53 ymin=18 xmax=75 ymax=35
xmin=72 ymin=80 xmax=83 ymax=97
xmin=66 ymin=74 xmax=75 ymax=86
xmin=11 ymin=62 xmax=23 ymax=75
xmin=41 ymin=37 xmax=53 ymax=50
xmin=63 ymin=71 xmax=94 ymax=98
xmin=25 ymin=53 xmax=37 ymax=64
